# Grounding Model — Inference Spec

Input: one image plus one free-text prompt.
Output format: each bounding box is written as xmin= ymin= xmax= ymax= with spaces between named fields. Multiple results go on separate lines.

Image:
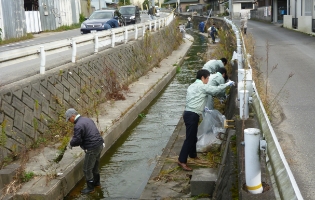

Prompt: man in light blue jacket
xmin=205 ymin=67 xmax=228 ymax=109
xmin=177 ymin=69 xmax=234 ymax=171
xmin=202 ymin=58 xmax=227 ymax=74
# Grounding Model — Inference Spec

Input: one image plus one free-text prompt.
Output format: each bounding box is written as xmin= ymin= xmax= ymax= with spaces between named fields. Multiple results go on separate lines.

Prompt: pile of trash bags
xmin=196 ymin=108 xmax=226 ymax=152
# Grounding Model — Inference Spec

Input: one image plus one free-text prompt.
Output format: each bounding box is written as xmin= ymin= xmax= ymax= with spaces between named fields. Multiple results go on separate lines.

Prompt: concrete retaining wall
xmin=0 ymin=21 xmax=181 ymax=188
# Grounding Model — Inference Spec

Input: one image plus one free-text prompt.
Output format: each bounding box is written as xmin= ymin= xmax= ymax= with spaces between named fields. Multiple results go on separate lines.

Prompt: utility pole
xmin=99 ymin=0 xmax=101 ymax=10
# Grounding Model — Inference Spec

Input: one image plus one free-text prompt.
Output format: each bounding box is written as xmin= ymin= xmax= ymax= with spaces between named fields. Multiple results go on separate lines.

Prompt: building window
xmin=305 ymin=0 xmax=312 ymax=16
xmin=241 ymin=3 xmax=253 ymax=9
xmin=24 ymin=0 xmax=39 ymax=11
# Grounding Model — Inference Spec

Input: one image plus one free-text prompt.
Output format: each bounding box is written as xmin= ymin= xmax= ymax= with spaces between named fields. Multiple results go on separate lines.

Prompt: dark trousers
xmin=178 ymin=111 xmax=200 ymax=163
xmin=83 ymin=144 xmax=103 ymax=181
xmin=210 ymin=33 xmax=215 ymax=43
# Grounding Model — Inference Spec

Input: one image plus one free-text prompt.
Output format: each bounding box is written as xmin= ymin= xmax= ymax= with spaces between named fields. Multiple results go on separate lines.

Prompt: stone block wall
xmin=0 ymin=21 xmax=181 ymax=165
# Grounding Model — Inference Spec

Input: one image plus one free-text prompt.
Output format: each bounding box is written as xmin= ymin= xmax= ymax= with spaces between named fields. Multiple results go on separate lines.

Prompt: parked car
xmin=119 ymin=5 xmax=141 ymax=24
xmin=80 ymin=9 xmax=125 ymax=34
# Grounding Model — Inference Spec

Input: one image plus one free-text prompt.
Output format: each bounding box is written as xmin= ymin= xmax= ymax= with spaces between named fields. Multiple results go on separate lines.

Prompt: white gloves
xmin=226 ymin=80 xmax=235 ymax=87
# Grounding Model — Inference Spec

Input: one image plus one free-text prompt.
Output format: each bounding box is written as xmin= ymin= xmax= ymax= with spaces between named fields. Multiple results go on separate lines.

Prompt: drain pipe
xmin=244 ymin=128 xmax=263 ymax=194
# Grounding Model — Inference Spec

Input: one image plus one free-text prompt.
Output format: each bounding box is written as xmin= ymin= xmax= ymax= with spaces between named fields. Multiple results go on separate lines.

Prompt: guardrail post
xmin=39 ymin=46 xmax=46 ymax=74
xmin=94 ymin=34 xmax=99 ymax=53
xmin=135 ymin=25 xmax=138 ymax=40
xmin=239 ymin=90 xmax=249 ymax=120
xmin=238 ymin=53 xmax=243 ymax=69
xmin=71 ymin=39 xmax=76 ymax=63
xmin=124 ymin=27 xmax=128 ymax=44
xmin=159 ymin=19 xmax=161 ymax=30
xmin=244 ymin=128 xmax=263 ymax=194
xmin=154 ymin=20 xmax=157 ymax=31
xmin=142 ymin=24 xmax=145 ymax=36
xmin=237 ymin=45 xmax=242 ymax=54
xmin=149 ymin=21 xmax=152 ymax=32
xmin=111 ymin=31 xmax=115 ymax=48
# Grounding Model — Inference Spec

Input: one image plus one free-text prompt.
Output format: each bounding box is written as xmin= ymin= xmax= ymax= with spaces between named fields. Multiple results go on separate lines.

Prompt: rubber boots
xmin=93 ymin=173 xmax=101 ymax=187
xmin=81 ymin=180 xmax=95 ymax=194
xmin=244 ymin=28 xmax=247 ymax=34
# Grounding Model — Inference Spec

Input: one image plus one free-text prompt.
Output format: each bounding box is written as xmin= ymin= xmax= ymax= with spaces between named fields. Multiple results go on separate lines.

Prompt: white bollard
xmin=237 ymin=39 xmax=241 ymax=46
xmin=142 ymin=24 xmax=145 ymax=36
xmin=238 ymin=80 xmax=253 ymax=99
xmin=239 ymin=90 xmax=249 ymax=120
xmin=237 ymin=45 xmax=242 ymax=54
xmin=135 ymin=25 xmax=138 ymax=40
xmin=149 ymin=21 xmax=152 ymax=32
xmin=111 ymin=31 xmax=115 ymax=48
xmin=235 ymin=31 xmax=240 ymax=40
xmin=244 ymin=128 xmax=263 ymax=194
xmin=94 ymin=34 xmax=98 ymax=53
xmin=238 ymin=53 xmax=243 ymax=69
xmin=124 ymin=27 xmax=128 ymax=44
xmin=39 ymin=46 xmax=46 ymax=74
xmin=238 ymin=69 xmax=252 ymax=82
xmin=71 ymin=39 xmax=76 ymax=63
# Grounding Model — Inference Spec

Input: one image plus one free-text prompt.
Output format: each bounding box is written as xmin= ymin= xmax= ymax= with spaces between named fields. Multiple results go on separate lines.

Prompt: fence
xmin=0 ymin=13 xmax=174 ymax=71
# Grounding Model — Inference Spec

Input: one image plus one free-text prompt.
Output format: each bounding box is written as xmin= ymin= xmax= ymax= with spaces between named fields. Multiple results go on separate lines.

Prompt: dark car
xmin=80 ymin=10 xmax=124 ymax=34
xmin=119 ymin=5 xmax=141 ymax=24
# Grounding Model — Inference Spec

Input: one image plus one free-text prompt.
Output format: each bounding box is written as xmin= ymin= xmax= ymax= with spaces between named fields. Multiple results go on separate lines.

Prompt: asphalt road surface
xmin=243 ymin=20 xmax=315 ymax=199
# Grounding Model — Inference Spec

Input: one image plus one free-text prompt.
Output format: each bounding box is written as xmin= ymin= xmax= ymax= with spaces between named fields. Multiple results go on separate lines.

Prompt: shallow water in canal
xmin=64 ymin=31 xmax=208 ymax=200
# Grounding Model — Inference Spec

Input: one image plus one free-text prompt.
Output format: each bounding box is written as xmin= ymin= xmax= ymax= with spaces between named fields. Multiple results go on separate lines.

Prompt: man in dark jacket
xmin=65 ymin=108 xmax=104 ymax=194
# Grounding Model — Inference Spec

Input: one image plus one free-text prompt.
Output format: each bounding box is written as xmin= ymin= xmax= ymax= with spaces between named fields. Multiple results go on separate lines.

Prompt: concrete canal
xmin=64 ymin=31 xmax=208 ymax=199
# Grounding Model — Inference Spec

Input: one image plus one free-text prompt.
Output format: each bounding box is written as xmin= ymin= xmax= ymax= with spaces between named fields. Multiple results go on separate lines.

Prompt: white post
xmin=71 ymin=39 xmax=76 ymax=63
xmin=237 ymin=45 xmax=242 ymax=54
xmin=238 ymin=69 xmax=252 ymax=82
xmin=238 ymin=53 xmax=243 ymax=69
xmin=235 ymin=31 xmax=240 ymax=40
xmin=238 ymin=80 xmax=253 ymax=99
xmin=94 ymin=34 xmax=99 ymax=53
xmin=124 ymin=27 xmax=128 ymax=44
xmin=111 ymin=31 xmax=115 ymax=48
xmin=237 ymin=39 xmax=241 ymax=46
xmin=159 ymin=19 xmax=161 ymax=30
xmin=149 ymin=21 xmax=152 ymax=32
xmin=135 ymin=25 xmax=138 ymax=40
xmin=244 ymin=128 xmax=263 ymax=194
xmin=39 ymin=46 xmax=46 ymax=74
xmin=239 ymin=90 xmax=249 ymax=120
xmin=154 ymin=20 xmax=157 ymax=31
xmin=143 ymin=24 xmax=145 ymax=36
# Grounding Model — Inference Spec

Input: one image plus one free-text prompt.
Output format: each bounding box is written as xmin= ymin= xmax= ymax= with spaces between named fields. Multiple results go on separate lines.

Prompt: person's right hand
xmin=226 ymin=80 xmax=235 ymax=87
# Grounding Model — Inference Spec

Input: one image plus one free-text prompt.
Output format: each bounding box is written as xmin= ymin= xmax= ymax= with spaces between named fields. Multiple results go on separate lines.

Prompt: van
xmin=119 ymin=5 xmax=141 ymax=24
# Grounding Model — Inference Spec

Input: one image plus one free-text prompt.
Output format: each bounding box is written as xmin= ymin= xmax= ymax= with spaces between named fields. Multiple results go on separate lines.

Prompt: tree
xmin=118 ymin=0 xmax=131 ymax=6
xmin=142 ymin=0 xmax=150 ymax=10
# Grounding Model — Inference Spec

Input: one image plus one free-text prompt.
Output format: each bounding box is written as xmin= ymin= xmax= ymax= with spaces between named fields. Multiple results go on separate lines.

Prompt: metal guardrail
xmin=0 ymin=12 xmax=174 ymax=71
xmin=224 ymin=17 xmax=303 ymax=199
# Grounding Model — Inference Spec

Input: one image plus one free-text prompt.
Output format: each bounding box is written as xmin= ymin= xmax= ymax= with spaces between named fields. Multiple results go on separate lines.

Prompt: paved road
xmin=243 ymin=19 xmax=315 ymax=199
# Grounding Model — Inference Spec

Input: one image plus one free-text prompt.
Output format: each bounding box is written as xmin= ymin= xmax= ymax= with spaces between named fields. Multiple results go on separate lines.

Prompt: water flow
xmin=64 ymin=32 xmax=208 ymax=200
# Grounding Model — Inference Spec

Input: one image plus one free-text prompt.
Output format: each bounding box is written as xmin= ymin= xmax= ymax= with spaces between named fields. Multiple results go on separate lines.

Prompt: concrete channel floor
xmin=0 ymin=34 xmax=195 ymax=199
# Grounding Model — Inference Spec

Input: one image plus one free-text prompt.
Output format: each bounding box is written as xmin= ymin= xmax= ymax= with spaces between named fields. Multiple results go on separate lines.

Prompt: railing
xmin=0 ymin=12 xmax=174 ymax=73
xmin=312 ymin=19 xmax=315 ymax=32
xmin=224 ymin=17 xmax=303 ymax=199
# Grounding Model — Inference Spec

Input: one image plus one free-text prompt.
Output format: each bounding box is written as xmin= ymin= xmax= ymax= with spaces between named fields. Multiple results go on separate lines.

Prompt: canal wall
xmin=0 ymin=20 xmax=184 ymax=197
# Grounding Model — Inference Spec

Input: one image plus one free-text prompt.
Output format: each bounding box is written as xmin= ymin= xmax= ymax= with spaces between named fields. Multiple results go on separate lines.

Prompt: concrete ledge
xmin=191 ymin=168 xmax=217 ymax=197
xmin=7 ymin=36 xmax=194 ymax=199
